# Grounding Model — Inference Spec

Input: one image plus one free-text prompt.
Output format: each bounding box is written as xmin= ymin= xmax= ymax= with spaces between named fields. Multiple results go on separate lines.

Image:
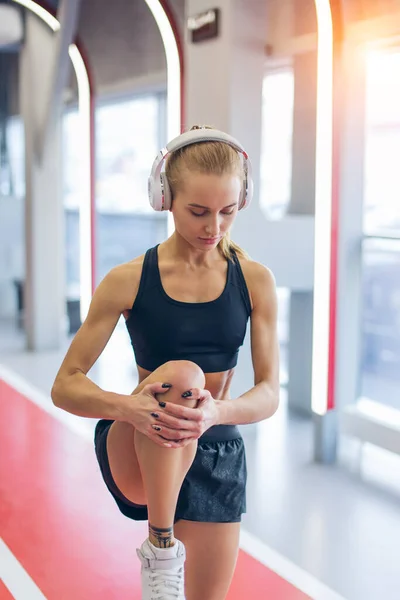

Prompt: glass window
xmin=360 ymin=47 xmax=400 ymax=413
xmin=259 ymin=69 xmax=294 ymax=385
xmin=259 ymin=69 xmax=294 ymax=220
xmin=62 ymin=93 xmax=168 ymax=309
xmin=63 ymin=110 xmax=82 ymax=210
xmin=62 ymin=109 xmax=81 ymax=303
xmin=364 ymin=49 xmax=400 ymax=234
xmin=360 ymin=237 xmax=400 ymax=411
xmin=96 ymin=95 xmax=160 ymax=214
xmin=4 ymin=116 xmax=25 ymax=198
xmin=95 ymin=94 xmax=168 ymax=284
xmin=277 ymin=287 xmax=290 ymax=386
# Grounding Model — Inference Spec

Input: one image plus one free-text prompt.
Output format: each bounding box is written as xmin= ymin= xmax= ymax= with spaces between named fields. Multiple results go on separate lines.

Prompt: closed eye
xmin=190 ymin=211 xmax=234 ymax=217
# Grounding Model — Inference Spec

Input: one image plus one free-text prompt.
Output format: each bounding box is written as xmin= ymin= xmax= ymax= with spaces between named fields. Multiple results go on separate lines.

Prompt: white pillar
xmin=20 ymin=14 xmax=66 ymax=350
xmin=287 ymin=52 xmax=317 ymax=416
xmin=334 ymin=42 xmax=365 ymax=410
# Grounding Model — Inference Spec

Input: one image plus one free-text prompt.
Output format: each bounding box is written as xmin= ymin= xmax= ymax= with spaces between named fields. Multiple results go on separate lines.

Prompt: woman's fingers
xmin=151 ymin=423 xmax=200 ymax=440
xmin=148 ymin=430 xmax=196 ymax=449
xmin=157 ymin=402 xmax=203 ymax=422
xmin=142 ymin=384 xmax=208 ymax=448
xmin=158 ymin=436 xmax=198 ymax=449
xmin=153 ymin=410 xmax=202 ymax=434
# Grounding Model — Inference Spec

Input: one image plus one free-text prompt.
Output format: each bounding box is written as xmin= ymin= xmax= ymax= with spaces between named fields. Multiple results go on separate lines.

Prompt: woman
xmin=51 ymin=126 xmax=280 ymax=600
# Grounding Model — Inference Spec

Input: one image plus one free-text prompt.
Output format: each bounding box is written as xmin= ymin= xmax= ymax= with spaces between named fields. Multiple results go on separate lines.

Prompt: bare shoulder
xmin=236 ymin=256 xmax=276 ymax=311
xmin=97 ymin=253 xmax=146 ymax=313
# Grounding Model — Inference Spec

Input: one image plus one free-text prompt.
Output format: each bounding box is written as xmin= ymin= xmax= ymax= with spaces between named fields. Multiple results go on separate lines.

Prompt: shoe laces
xmin=149 ymin=565 xmax=184 ymax=599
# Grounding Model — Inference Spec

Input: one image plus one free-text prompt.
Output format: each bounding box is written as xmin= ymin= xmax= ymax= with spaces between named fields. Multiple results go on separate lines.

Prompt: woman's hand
xmin=155 ymin=388 xmax=221 ymax=448
xmin=121 ymin=384 xmax=221 ymax=449
xmin=121 ymin=383 xmax=208 ymax=449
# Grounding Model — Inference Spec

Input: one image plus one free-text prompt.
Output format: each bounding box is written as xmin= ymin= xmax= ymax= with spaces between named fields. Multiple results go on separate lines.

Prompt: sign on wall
xmin=187 ymin=9 xmax=220 ymax=43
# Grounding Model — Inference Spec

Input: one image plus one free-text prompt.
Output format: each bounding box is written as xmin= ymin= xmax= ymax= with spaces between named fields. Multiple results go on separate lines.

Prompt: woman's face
xmin=171 ymin=172 xmax=241 ymax=250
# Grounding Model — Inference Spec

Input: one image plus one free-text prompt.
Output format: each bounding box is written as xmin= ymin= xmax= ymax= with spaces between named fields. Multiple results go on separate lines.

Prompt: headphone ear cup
xmin=238 ymin=185 xmax=246 ymax=210
xmin=238 ymin=178 xmax=248 ymax=210
xmin=149 ymin=173 xmax=171 ymax=211
xmin=160 ymin=172 xmax=172 ymax=211
xmin=148 ymin=174 xmax=163 ymax=211
xmin=239 ymin=169 xmax=253 ymax=210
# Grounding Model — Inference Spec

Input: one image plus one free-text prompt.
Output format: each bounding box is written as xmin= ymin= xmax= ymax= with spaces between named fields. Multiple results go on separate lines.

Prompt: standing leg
xmin=174 ymin=521 xmax=241 ymax=600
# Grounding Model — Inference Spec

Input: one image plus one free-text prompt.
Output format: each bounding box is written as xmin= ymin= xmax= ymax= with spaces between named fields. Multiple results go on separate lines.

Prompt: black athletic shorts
xmin=94 ymin=420 xmax=247 ymax=523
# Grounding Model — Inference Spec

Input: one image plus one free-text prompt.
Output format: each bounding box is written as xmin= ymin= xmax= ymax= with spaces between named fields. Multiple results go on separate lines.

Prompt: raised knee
xmin=164 ymin=360 xmax=205 ymax=394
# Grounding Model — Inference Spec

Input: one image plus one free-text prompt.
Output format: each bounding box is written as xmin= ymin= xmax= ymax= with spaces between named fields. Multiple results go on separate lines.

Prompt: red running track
xmin=0 ymin=379 xmax=311 ymax=600
xmin=0 ymin=580 xmax=15 ymax=600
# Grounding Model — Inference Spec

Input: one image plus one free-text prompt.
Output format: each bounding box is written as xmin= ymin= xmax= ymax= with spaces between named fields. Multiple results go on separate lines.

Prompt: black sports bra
xmin=125 ymin=245 xmax=252 ymax=373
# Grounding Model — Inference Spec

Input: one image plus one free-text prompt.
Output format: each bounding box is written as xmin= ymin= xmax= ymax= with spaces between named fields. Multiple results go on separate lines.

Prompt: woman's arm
xmin=217 ymin=262 xmax=280 ymax=425
xmin=51 ymin=263 xmax=139 ymax=420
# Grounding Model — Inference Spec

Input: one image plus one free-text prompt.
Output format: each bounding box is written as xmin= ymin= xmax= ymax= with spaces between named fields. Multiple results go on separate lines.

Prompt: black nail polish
xmin=162 ymin=383 xmax=172 ymax=388
xmin=181 ymin=390 xmax=192 ymax=398
xmin=152 ymin=425 xmax=162 ymax=431
xmin=158 ymin=401 xmax=166 ymax=408
xmin=151 ymin=412 xmax=160 ymax=418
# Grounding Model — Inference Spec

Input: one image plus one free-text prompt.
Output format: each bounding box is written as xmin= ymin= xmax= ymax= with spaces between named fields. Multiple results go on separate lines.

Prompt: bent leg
xmin=173 ymin=520 xmax=241 ymax=600
xmin=106 ymin=360 xmax=205 ymax=516
xmin=134 ymin=361 xmax=205 ymax=546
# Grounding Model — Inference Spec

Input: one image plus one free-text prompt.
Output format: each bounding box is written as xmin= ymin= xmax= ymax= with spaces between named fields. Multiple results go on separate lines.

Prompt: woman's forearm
xmin=51 ymin=372 xmax=129 ymax=421
xmin=216 ymin=381 xmax=279 ymax=426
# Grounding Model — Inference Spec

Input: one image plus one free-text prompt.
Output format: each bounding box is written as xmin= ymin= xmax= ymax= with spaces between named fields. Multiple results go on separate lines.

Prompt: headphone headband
xmin=165 ymin=129 xmax=248 ymax=156
xmin=148 ymin=128 xmax=253 ymax=211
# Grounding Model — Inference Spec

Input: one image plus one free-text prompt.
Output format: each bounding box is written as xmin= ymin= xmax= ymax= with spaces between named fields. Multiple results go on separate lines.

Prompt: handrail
xmin=363 ymin=232 xmax=400 ymax=242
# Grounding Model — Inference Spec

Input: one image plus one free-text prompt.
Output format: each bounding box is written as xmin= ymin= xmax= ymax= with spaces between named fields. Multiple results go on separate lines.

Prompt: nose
xmin=205 ymin=215 xmax=220 ymax=237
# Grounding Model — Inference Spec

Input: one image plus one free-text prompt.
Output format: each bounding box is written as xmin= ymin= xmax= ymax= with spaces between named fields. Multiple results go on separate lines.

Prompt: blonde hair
xmin=165 ymin=125 xmax=251 ymax=262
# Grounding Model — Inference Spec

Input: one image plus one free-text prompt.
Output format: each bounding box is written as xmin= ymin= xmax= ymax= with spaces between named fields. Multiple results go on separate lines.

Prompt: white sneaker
xmin=136 ymin=537 xmax=186 ymax=600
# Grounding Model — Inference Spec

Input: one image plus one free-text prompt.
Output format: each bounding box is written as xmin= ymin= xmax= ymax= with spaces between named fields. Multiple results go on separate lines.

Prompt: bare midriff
xmin=137 ymin=364 xmax=235 ymax=401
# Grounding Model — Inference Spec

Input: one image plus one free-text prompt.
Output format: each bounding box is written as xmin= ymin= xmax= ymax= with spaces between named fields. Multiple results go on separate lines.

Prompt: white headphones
xmin=148 ymin=128 xmax=253 ymax=211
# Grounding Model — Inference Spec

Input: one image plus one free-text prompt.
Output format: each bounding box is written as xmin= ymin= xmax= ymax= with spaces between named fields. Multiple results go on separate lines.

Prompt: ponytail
xmin=218 ymin=231 xmax=251 ymax=262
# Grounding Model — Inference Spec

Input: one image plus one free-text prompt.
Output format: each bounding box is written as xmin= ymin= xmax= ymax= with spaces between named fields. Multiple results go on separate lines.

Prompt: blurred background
xmin=1 ymin=1 xmax=400 ymax=599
